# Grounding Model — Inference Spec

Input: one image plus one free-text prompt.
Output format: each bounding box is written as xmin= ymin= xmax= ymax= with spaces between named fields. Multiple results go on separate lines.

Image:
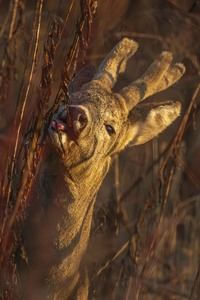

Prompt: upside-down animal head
xmin=49 ymin=38 xmax=185 ymax=170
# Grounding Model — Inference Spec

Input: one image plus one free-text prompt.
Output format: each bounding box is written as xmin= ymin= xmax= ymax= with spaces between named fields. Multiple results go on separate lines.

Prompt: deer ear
xmin=69 ymin=65 xmax=96 ymax=94
xmin=126 ymin=101 xmax=181 ymax=145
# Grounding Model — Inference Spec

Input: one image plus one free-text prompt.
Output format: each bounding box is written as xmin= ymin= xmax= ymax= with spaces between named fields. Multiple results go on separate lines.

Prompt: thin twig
xmin=0 ymin=0 xmax=18 ymax=39
xmin=94 ymin=240 xmax=130 ymax=279
xmin=159 ymin=164 xmax=175 ymax=223
xmin=189 ymin=262 xmax=200 ymax=300
xmin=143 ymin=279 xmax=191 ymax=299
xmin=60 ymin=0 xmax=75 ymax=38
xmin=0 ymin=0 xmax=43 ymax=263
xmin=8 ymin=0 xmax=19 ymax=40
xmin=160 ymin=81 xmax=200 ymax=176
xmin=94 ymin=195 xmax=199 ymax=280
xmin=177 ymin=155 xmax=200 ymax=189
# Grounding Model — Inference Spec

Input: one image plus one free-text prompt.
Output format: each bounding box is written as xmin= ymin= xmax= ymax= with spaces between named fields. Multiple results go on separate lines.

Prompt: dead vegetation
xmin=0 ymin=0 xmax=200 ymax=299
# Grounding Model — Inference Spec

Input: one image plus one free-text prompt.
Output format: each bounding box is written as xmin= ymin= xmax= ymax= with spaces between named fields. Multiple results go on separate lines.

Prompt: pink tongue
xmin=51 ymin=120 xmax=66 ymax=131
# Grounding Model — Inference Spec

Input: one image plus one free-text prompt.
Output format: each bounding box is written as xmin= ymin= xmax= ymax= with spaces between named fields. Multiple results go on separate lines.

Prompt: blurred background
xmin=0 ymin=0 xmax=200 ymax=299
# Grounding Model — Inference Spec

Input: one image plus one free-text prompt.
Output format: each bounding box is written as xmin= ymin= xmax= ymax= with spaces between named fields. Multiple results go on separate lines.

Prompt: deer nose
xmin=68 ymin=106 xmax=88 ymax=135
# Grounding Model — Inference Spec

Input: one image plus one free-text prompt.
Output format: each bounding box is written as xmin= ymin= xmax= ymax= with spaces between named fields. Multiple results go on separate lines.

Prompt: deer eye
xmin=105 ymin=124 xmax=115 ymax=136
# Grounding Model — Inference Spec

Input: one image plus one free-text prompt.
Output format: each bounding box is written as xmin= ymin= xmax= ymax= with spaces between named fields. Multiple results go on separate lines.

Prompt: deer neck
xmin=36 ymin=146 xmax=111 ymax=293
xmin=40 ymin=147 xmax=111 ymax=207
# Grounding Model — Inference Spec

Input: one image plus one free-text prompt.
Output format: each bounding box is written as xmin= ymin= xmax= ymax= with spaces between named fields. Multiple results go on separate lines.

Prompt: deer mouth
xmin=51 ymin=119 xmax=67 ymax=132
xmin=50 ymin=106 xmax=88 ymax=140
xmin=50 ymin=117 xmax=77 ymax=140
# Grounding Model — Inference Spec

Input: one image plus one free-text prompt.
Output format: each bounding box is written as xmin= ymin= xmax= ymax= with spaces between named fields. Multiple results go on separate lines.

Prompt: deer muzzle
xmin=51 ymin=106 xmax=88 ymax=138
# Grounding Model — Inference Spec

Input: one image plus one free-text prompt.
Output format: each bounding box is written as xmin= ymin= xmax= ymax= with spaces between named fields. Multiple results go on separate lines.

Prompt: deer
xmin=18 ymin=38 xmax=185 ymax=299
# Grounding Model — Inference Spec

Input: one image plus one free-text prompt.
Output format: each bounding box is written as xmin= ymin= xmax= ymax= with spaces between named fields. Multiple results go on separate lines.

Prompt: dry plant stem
xmin=0 ymin=0 xmax=96 ymax=273
xmin=94 ymin=195 xmax=199 ymax=297
xmin=59 ymin=23 xmax=83 ymax=100
xmin=0 ymin=0 xmax=43 ymax=262
xmin=159 ymin=164 xmax=175 ymax=223
xmin=143 ymin=279 xmax=190 ymax=299
xmin=0 ymin=0 xmax=22 ymax=111
xmin=119 ymin=143 xmax=172 ymax=204
xmin=114 ymin=154 xmax=120 ymax=234
xmin=154 ymin=80 xmax=200 ymax=248
xmin=134 ymin=208 xmax=186 ymax=299
xmin=134 ymin=229 xmax=159 ymax=297
xmin=177 ymin=155 xmax=200 ymax=189
xmin=112 ymin=266 xmax=123 ymax=299
xmin=124 ymin=276 xmax=133 ymax=300
xmin=37 ymin=15 xmax=62 ymax=113
xmin=1 ymin=13 xmax=62 ymax=263
xmin=0 ymin=0 xmax=18 ymax=39
xmin=1 ymin=2 xmax=37 ymax=198
xmin=55 ymin=0 xmax=94 ymax=103
xmin=94 ymin=240 xmax=130 ymax=278
xmin=8 ymin=0 xmax=19 ymax=40
xmin=153 ymin=80 xmax=200 ymax=243
xmin=114 ymin=154 xmax=120 ymax=206
xmin=177 ymin=81 xmax=200 ymax=144
xmin=189 ymin=262 xmax=200 ymax=300
xmin=0 ymin=16 xmax=62 ymax=276
xmin=60 ymin=0 xmax=75 ymax=37
xmin=30 ymin=0 xmax=75 ymax=140
xmin=45 ymin=0 xmax=96 ymax=128
xmin=134 ymin=164 xmax=176 ymax=298
xmin=160 ymin=81 xmax=200 ymax=176
xmin=134 ymin=194 xmax=200 ymax=299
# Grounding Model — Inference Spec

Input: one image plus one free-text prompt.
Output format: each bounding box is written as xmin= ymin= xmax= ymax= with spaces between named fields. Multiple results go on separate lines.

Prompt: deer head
xmin=48 ymin=38 xmax=185 ymax=172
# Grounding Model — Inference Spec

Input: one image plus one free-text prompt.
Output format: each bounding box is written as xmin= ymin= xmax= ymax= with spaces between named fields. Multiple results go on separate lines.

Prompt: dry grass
xmin=0 ymin=0 xmax=200 ymax=299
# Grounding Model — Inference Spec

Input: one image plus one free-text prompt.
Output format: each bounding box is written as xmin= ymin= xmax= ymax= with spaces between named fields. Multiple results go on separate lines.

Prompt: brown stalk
xmin=112 ymin=266 xmax=123 ymax=298
xmin=60 ymin=0 xmax=76 ymax=38
xmin=189 ymin=261 xmax=200 ymax=300
xmin=159 ymin=164 xmax=175 ymax=223
xmin=54 ymin=0 xmax=96 ymax=106
xmin=155 ymin=80 xmax=200 ymax=240
xmin=93 ymin=196 xmax=184 ymax=281
xmin=143 ymin=279 xmax=190 ymax=299
xmin=1 ymin=14 xmax=62 ymax=264
xmin=177 ymin=155 xmax=200 ymax=189
xmin=159 ymin=81 xmax=200 ymax=176
xmin=1 ymin=1 xmax=38 ymax=200
xmin=124 ymin=276 xmax=133 ymax=300
xmin=43 ymin=0 xmax=97 ymax=147
xmin=119 ymin=143 xmax=172 ymax=204
xmin=130 ymin=84 xmax=200 ymax=300
xmin=0 ymin=0 xmax=19 ymax=39
xmin=114 ymin=154 xmax=121 ymax=234
xmin=0 ymin=0 xmax=23 ymax=116
xmin=0 ymin=0 xmax=97 ymax=273
xmin=8 ymin=0 xmax=19 ymax=40
xmin=0 ymin=0 xmax=44 ymax=263
xmin=94 ymin=240 xmax=130 ymax=279
xmin=117 ymin=81 xmax=200 ymax=287
xmin=133 ymin=198 xmax=195 ymax=300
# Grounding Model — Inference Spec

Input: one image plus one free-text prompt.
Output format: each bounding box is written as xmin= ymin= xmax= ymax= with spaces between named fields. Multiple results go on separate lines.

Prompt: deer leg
xmin=153 ymin=63 xmax=185 ymax=95
xmin=94 ymin=38 xmax=138 ymax=89
xmin=121 ymin=51 xmax=173 ymax=107
xmin=121 ymin=51 xmax=185 ymax=110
